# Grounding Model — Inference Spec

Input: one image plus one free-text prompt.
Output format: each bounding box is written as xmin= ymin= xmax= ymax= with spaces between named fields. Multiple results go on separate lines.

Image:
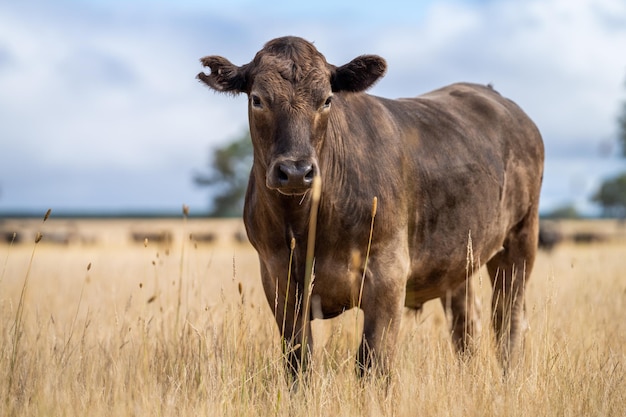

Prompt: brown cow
xmin=198 ymin=36 xmax=544 ymax=377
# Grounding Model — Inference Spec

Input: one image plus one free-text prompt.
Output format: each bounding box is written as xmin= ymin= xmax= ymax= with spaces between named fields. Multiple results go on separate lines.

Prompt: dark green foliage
xmin=619 ymin=99 xmax=626 ymax=157
xmin=591 ymin=74 xmax=626 ymax=217
xmin=592 ymin=172 xmax=626 ymax=218
xmin=194 ymin=131 xmax=253 ymax=217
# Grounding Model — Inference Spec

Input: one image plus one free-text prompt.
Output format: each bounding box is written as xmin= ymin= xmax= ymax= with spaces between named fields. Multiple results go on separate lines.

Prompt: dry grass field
xmin=1 ymin=215 xmax=625 ymax=416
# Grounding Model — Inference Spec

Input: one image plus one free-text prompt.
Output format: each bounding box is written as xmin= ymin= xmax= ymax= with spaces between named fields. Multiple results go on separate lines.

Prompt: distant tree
xmin=194 ymin=130 xmax=253 ymax=217
xmin=592 ymin=75 xmax=626 ymax=217
xmin=617 ymin=74 xmax=626 ymax=156
xmin=592 ymin=173 xmax=626 ymax=218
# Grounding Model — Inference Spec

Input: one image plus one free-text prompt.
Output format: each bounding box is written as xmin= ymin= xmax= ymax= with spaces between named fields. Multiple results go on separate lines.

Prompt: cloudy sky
xmin=1 ymin=0 xmax=625 ymax=216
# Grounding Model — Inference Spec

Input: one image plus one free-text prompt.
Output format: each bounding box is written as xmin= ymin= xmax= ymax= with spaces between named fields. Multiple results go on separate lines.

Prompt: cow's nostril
xmin=278 ymin=166 xmax=290 ymax=182
xmin=304 ymin=166 xmax=315 ymax=181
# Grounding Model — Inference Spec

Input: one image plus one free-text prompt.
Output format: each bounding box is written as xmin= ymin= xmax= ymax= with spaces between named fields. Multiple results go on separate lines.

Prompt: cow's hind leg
xmin=486 ymin=208 xmax=538 ymax=370
xmin=440 ymin=278 xmax=482 ymax=356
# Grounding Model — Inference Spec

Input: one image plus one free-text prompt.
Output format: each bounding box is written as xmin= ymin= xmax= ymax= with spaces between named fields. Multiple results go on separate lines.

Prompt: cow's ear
xmin=197 ymin=56 xmax=248 ymax=94
xmin=331 ymin=55 xmax=387 ymax=93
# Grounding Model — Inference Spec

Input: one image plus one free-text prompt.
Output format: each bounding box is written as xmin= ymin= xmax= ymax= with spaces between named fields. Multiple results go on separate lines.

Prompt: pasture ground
xmin=1 ymin=216 xmax=625 ymax=416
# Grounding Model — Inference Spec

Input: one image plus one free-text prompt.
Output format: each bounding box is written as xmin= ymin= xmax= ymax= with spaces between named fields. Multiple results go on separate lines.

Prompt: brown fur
xmin=198 ymin=36 xmax=544 ymax=376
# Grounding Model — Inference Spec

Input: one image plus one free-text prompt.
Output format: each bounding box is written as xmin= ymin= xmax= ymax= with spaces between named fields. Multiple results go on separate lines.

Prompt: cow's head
xmin=198 ymin=36 xmax=386 ymax=196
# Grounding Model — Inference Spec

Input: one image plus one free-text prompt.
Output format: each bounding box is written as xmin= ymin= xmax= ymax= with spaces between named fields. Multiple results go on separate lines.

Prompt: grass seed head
xmin=371 ymin=196 xmax=378 ymax=218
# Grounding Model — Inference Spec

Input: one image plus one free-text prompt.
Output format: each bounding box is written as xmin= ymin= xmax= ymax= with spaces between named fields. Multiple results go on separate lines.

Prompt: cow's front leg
xmin=357 ymin=303 xmax=403 ymax=377
xmin=259 ymin=261 xmax=312 ymax=378
xmin=277 ymin=306 xmax=312 ymax=379
xmin=356 ymin=256 xmax=407 ymax=377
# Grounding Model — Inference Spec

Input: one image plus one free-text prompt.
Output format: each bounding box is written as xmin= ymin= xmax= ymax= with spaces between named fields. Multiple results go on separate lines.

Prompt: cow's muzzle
xmin=267 ymin=158 xmax=318 ymax=195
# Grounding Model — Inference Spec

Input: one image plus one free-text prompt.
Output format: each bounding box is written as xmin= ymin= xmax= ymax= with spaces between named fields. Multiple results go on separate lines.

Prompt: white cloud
xmin=369 ymin=0 xmax=626 ymax=151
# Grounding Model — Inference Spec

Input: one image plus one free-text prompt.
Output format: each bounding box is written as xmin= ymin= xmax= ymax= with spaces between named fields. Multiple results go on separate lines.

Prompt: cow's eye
xmin=323 ymin=96 xmax=332 ymax=109
xmin=251 ymin=94 xmax=263 ymax=109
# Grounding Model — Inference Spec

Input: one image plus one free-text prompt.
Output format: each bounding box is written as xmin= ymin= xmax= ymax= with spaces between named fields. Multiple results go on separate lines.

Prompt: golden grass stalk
xmin=175 ymin=204 xmax=190 ymax=334
xmin=0 ymin=232 xmax=17 ymax=287
xmin=353 ymin=197 xmax=378 ymax=364
xmin=58 ymin=263 xmax=90 ymax=367
xmin=357 ymin=196 xmax=377 ymax=312
xmin=281 ymin=237 xmax=297 ymax=348
xmin=300 ymin=176 xmax=322 ymax=375
xmin=461 ymin=230 xmax=474 ymax=352
xmin=6 ymin=209 xmax=51 ymax=404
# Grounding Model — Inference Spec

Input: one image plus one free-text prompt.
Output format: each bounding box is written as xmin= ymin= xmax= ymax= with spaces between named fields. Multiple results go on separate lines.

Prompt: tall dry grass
xmin=1 ymin=216 xmax=625 ymax=416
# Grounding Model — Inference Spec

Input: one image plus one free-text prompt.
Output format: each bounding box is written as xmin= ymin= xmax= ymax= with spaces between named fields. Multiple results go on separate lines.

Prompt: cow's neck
xmin=281 ymin=194 xmax=314 ymax=240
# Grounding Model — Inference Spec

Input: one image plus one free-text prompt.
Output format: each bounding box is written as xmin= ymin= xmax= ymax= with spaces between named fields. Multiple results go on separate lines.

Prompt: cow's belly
xmin=404 ymin=237 xmax=505 ymax=309
xmin=404 ymin=264 xmax=466 ymax=308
